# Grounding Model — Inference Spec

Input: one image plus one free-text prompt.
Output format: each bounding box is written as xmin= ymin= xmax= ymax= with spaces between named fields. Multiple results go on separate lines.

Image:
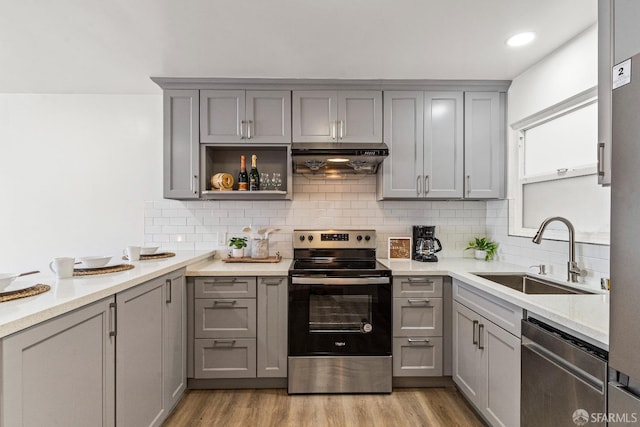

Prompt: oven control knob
xmin=364 ymin=235 xmax=371 ymax=241
xmin=357 ymin=235 xmax=363 ymax=241
xmin=299 ymin=235 xmax=305 ymax=241
xmin=308 ymin=235 xmax=314 ymax=241
xmin=361 ymin=323 xmax=373 ymax=333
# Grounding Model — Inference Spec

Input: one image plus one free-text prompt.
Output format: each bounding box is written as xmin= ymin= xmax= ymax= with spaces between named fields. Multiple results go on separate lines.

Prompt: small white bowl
xmin=79 ymin=256 xmax=112 ymax=268
xmin=140 ymin=246 xmax=159 ymax=255
xmin=0 ymin=273 xmax=19 ymax=291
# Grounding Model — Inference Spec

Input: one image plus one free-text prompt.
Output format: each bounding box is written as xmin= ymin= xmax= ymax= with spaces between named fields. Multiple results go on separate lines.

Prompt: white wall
xmin=488 ymin=24 xmax=609 ymax=285
xmin=0 ymin=94 xmax=162 ymax=271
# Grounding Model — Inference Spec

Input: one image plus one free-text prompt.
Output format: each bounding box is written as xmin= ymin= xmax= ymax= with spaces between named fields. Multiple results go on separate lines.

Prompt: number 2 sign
xmin=613 ymin=58 xmax=632 ymax=89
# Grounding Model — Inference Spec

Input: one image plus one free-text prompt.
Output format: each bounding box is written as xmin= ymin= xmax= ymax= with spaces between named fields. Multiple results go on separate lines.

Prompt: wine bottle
xmin=249 ymin=154 xmax=260 ymax=191
xmin=237 ymin=155 xmax=248 ymax=191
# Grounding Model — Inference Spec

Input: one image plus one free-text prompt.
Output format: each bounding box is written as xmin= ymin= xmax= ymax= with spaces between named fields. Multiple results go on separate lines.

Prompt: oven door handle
xmin=291 ymin=277 xmax=390 ymax=285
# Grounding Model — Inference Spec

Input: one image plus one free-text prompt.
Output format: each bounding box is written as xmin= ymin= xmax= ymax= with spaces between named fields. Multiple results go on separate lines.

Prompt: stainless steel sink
xmin=472 ymin=273 xmax=594 ymax=295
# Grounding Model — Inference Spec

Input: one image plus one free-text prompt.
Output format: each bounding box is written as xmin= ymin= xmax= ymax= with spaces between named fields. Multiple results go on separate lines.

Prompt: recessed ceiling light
xmin=506 ymin=32 xmax=536 ymax=47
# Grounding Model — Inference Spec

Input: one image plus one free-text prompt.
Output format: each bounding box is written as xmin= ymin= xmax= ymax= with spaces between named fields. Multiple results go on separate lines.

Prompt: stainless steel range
xmin=288 ymin=229 xmax=392 ymax=394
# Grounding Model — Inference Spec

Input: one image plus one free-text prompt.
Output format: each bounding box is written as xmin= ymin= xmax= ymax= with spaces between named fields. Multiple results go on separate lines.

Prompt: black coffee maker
xmin=412 ymin=226 xmax=442 ymax=262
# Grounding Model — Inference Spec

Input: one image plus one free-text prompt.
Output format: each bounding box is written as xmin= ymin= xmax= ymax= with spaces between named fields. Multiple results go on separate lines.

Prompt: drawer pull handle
xmin=407 ymin=277 xmax=433 ymax=284
xmin=408 ymin=298 xmax=430 ymax=304
xmin=407 ymin=338 xmax=430 ymax=343
xmin=204 ymin=278 xmax=238 ymax=286
xmin=213 ymin=300 xmax=237 ymax=306
xmin=213 ymin=340 xmax=236 ymax=346
xmin=262 ymin=278 xmax=284 ymax=285
xmin=472 ymin=320 xmax=479 ymax=345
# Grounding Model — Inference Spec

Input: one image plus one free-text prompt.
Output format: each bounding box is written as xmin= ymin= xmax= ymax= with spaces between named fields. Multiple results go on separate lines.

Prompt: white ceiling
xmin=0 ymin=0 xmax=597 ymax=93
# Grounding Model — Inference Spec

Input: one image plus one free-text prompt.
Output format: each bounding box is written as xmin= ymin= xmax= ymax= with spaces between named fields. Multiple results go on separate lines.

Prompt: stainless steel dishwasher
xmin=521 ymin=317 xmax=608 ymax=427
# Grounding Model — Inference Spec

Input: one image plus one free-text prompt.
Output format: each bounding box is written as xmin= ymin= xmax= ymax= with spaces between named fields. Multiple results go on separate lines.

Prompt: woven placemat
xmin=122 ymin=252 xmax=176 ymax=261
xmin=74 ymin=264 xmax=135 ymax=276
xmin=0 ymin=284 xmax=51 ymax=303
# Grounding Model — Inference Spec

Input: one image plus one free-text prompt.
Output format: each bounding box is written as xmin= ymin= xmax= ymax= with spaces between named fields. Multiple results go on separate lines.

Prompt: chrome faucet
xmin=532 ymin=216 xmax=582 ymax=283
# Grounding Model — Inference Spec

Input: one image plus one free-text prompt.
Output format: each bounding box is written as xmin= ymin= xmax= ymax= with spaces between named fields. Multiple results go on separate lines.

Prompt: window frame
xmin=508 ymin=86 xmax=609 ymax=245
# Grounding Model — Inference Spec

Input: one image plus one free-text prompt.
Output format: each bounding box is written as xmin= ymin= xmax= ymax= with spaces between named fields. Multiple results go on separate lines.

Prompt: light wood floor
xmin=163 ymin=387 xmax=485 ymax=427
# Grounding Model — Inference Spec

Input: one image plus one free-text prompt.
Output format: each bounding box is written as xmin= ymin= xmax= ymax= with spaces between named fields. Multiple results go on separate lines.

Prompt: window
xmin=509 ymin=88 xmax=610 ymax=244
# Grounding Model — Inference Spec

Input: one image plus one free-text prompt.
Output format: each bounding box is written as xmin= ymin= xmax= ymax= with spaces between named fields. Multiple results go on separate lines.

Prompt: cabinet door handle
xmin=424 ymin=175 xmax=430 ymax=194
xmin=331 ymin=121 xmax=337 ymax=140
xmin=240 ymin=120 xmax=245 ymax=139
xmin=472 ymin=320 xmax=478 ymax=345
xmin=247 ymin=120 xmax=252 ymax=139
xmin=478 ymin=323 xmax=485 ymax=350
xmin=213 ymin=300 xmax=237 ymax=306
xmin=166 ymin=279 xmax=172 ymax=303
xmin=466 ymin=175 xmax=471 ymax=196
xmin=408 ymin=298 xmax=430 ymax=304
xmin=339 ymin=120 xmax=344 ymax=139
xmin=597 ymin=142 xmax=605 ymax=177
xmin=416 ymin=175 xmax=422 ymax=196
xmin=193 ymin=175 xmax=198 ymax=195
xmin=109 ymin=302 xmax=117 ymax=337
xmin=408 ymin=338 xmax=431 ymax=344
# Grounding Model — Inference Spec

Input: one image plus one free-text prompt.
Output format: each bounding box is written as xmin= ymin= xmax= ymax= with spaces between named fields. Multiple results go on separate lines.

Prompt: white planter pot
xmin=474 ymin=249 xmax=487 ymax=260
xmin=232 ymin=248 xmax=244 ymax=258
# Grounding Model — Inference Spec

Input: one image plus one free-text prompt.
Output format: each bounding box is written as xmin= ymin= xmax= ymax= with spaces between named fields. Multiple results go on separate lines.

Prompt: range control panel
xmin=293 ymin=229 xmax=376 ymax=249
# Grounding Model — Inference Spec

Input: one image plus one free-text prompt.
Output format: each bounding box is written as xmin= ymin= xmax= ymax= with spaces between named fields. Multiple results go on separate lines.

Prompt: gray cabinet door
xmin=200 ymin=90 xmax=245 ymax=143
xmin=292 ymin=90 xmax=338 ymax=142
xmin=1 ymin=298 xmax=115 ymax=427
xmin=424 ymin=92 xmax=464 ymax=198
xmin=598 ymin=0 xmax=613 ymax=186
xmin=163 ymin=90 xmax=199 ymax=199
xmin=392 ymin=297 xmax=443 ymax=337
xmin=381 ymin=91 xmax=424 ymax=198
xmin=194 ymin=338 xmax=257 ymax=378
xmin=464 ymin=92 xmax=504 ymax=199
xmin=337 ymin=90 xmax=383 ymax=143
xmin=452 ymin=301 xmax=485 ymax=407
xmin=164 ymin=270 xmax=187 ymax=413
xmin=246 ymin=90 xmax=291 ymax=144
xmin=116 ymin=277 xmax=166 ymax=427
xmin=257 ymin=276 xmax=287 ymax=378
xmin=194 ymin=298 xmax=257 ymax=339
xmin=392 ymin=336 xmax=443 ymax=377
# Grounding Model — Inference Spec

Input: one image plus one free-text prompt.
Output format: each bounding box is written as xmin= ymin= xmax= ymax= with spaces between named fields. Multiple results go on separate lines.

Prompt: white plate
xmin=0 ymin=282 xmax=39 ymax=295
xmin=74 ymin=263 xmax=126 ymax=271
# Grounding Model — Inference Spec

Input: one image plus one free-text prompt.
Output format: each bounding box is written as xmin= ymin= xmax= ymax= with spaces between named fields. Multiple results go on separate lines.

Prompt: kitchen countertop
xmin=0 ymin=250 xmax=215 ymax=339
xmin=381 ymin=258 xmax=609 ymax=349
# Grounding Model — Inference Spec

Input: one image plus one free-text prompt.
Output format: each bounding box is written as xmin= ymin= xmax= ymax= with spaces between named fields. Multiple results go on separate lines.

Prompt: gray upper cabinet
xmin=379 ymin=91 xmax=463 ymax=199
xmin=200 ymin=90 xmax=291 ymax=144
xmin=164 ymin=90 xmax=199 ymax=199
xmin=1 ymin=298 xmax=115 ymax=427
xmin=464 ymin=92 xmax=504 ymax=199
xmin=293 ymin=90 xmax=382 ymax=143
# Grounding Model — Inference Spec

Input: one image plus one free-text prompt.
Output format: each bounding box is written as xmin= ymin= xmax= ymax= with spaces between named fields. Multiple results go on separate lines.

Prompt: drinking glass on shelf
xmin=260 ymin=173 xmax=271 ymax=190
xmin=272 ymin=172 xmax=282 ymax=191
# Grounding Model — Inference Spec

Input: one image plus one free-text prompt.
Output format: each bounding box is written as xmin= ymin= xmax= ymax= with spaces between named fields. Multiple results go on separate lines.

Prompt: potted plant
xmin=465 ymin=237 xmax=498 ymax=261
xmin=228 ymin=237 xmax=248 ymax=258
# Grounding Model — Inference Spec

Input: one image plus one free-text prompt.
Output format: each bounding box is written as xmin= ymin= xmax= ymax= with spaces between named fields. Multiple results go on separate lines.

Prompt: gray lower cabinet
xmin=191 ymin=275 xmax=287 ymax=380
xmin=392 ymin=276 xmax=444 ymax=377
xmin=116 ymin=269 xmax=187 ymax=427
xmin=0 ymin=298 xmax=116 ymax=427
xmin=163 ymin=89 xmax=200 ymax=199
xmin=452 ymin=280 xmax=521 ymax=427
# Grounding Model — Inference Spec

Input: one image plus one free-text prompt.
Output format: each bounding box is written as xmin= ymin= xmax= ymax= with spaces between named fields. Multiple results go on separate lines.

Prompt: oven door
xmin=288 ymin=276 xmax=392 ymax=356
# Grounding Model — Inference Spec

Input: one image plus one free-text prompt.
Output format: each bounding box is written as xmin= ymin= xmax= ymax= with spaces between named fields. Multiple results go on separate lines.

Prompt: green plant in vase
xmin=465 ymin=237 xmax=498 ymax=261
xmin=228 ymin=237 xmax=248 ymax=258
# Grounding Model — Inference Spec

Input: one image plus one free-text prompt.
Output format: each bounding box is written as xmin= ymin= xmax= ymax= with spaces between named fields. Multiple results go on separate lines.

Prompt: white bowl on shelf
xmin=140 ymin=246 xmax=159 ymax=255
xmin=0 ymin=273 xmax=19 ymax=291
xmin=79 ymin=256 xmax=112 ymax=268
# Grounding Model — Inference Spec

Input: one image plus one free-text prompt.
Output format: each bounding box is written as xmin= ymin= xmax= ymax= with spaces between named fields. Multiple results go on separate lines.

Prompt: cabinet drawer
xmin=194 ymin=277 xmax=256 ymax=298
xmin=194 ymin=338 xmax=256 ymax=378
xmin=393 ymin=276 xmax=443 ymax=298
xmin=194 ymin=299 xmax=256 ymax=339
xmin=393 ymin=336 xmax=443 ymax=377
xmin=453 ymin=279 xmax=522 ymax=336
xmin=393 ymin=297 xmax=443 ymax=337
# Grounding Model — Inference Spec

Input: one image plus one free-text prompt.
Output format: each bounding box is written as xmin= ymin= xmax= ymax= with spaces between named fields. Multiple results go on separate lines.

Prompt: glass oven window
xmin=309 ymin=294 xmax=372 ymax=333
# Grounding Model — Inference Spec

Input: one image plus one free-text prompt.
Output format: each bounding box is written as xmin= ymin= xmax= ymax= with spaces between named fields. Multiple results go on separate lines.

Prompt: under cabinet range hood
xmin=291 ymin=142 xmax=389 ymax=175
